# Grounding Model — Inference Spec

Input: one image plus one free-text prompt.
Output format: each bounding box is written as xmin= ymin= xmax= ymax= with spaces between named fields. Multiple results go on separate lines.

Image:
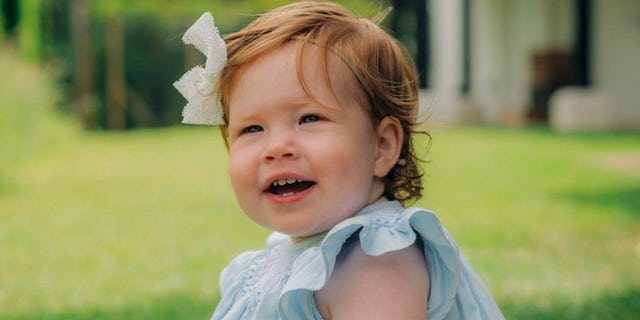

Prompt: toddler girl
xmin=174 ymin=2 xmax=504 ymax=319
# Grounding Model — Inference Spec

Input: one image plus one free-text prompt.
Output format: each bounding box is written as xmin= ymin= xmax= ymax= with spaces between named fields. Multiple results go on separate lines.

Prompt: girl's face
xmin=226 ymin=43 xmax=387 ymax=242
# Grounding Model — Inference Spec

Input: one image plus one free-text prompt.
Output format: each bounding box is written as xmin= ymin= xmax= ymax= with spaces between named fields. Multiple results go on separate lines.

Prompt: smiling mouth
xmin=267 ymin=178 xmax=315 ymax=197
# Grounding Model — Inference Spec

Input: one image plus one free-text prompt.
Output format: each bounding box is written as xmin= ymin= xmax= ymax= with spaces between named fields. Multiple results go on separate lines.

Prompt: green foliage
xmin=35 ymin=0 xmax=391 ymax=129
xmin=91 ymin=0 xmax=390 ymax=22
xmin=17 ymin=0 xmax=42 ymax=61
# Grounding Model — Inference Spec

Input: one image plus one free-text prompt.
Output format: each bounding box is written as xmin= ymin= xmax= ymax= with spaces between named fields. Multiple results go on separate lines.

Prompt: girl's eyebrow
xmin=229 ymin=111 xmax=261 ymax=124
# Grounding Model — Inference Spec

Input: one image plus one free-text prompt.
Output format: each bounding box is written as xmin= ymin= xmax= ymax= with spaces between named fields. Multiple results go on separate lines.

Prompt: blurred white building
xmin=412 ymin=0 xmax=640 ymax=131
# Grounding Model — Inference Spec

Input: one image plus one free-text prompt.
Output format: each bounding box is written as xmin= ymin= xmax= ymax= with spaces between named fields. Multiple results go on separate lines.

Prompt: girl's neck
xmin=290 ymin=196 xmax=390 ymax=244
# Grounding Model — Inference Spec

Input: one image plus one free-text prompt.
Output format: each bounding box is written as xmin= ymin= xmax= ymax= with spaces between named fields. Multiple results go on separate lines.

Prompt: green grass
xmin=2 ymin=47 xmax=640 ymax=319
xmin=420 ymin=127 xmax=640 ymax=319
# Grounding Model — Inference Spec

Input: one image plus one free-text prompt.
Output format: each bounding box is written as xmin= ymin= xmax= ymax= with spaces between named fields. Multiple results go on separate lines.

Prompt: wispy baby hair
xmin=218 ymin=1 xmax=429 ymax=205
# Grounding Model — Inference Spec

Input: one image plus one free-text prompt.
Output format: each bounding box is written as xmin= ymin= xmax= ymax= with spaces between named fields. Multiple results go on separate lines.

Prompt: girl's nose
xmin=262 ymin=131 xmax=298 ymax=161
xmin=264 ymin=151 xmax=294 ymax=161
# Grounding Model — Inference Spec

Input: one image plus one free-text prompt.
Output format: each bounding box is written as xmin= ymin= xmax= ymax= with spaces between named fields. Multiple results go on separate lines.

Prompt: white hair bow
xmin=173 ymin=12 xmax=227 ymax=125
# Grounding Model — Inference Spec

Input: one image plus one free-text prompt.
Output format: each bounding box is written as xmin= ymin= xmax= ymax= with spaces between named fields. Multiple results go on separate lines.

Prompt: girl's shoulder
xmin=315 ymin=231 xmax=430 ymax=319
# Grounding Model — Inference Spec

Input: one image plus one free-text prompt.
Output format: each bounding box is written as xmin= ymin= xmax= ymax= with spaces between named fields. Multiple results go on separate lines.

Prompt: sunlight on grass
xmin=1 ymin=47 xmax=639 ymax=318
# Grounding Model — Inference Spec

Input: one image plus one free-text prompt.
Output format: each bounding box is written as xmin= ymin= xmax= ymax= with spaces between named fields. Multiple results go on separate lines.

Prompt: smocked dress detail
xmin=211 ymin=201 xmax=504 ymax=319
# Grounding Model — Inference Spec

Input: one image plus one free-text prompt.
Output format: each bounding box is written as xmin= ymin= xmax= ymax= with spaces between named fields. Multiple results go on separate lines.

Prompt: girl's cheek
xmin=229 ymin=143 xmax=258 ymax=173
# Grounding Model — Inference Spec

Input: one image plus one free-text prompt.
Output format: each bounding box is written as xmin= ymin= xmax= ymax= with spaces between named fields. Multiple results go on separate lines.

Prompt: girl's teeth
xmin=272 ymin=178 xmax=302 ymax=187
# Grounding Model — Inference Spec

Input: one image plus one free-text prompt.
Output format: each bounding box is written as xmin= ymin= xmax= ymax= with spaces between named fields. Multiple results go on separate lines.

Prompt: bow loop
xmin=173 ymin=12 xmax=227 ymax=125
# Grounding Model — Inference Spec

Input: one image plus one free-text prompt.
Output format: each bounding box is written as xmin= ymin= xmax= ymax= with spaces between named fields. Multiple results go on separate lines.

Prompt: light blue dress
xmin=212 ymin=201 xmax=504 ymax=319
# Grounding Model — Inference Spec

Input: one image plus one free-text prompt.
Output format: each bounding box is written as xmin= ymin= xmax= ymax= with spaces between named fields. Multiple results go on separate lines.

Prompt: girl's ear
xmin=373 ymin=116 xmax=403 ymax=178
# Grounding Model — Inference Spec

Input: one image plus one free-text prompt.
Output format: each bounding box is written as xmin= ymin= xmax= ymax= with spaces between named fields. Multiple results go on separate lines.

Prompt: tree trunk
xmin=105 ymin=12 xmax=126 ymax=130
xmin=70 ymin=0 xmax=94 ymax=129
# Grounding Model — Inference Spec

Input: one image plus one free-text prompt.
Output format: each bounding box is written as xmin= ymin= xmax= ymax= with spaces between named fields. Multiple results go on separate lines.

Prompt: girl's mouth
xmin=267 ymin=178 xmax=316 ymax=197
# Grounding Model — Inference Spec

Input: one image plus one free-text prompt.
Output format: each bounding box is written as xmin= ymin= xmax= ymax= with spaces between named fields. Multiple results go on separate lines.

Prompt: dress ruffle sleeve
xmin=278 ymin=201 xmax=503 ymax=320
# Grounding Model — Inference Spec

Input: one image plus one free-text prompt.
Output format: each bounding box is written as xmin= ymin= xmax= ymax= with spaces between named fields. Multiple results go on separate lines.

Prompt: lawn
xmin=1 ymin=48 xmax=639 ymax=319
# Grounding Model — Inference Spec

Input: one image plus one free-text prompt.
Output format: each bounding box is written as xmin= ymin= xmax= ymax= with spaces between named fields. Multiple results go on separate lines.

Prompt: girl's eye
xmin=243 ymin=125 xmax=263 ymax=133
xmin=300 ymin=114 xmax=321 ymax=124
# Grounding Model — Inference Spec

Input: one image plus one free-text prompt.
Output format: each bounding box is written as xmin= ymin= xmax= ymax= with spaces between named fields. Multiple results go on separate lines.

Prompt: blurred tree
xmin=104 ymin=12 xmax=126 ymax=130
xmin=1 ymin=0 xmax=19 ymax=41
xmin=21 ymin=0 xmax=391 ymax=130
xmin=19 ymin=0 xmax=39 ymax=59
xmin=10 ymin=0 xmax=41 ymax=61
xmin=390 ymin=0 xmax=429 ymax=88
xmin=69 ymin=0 xmax=95 ymax=129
